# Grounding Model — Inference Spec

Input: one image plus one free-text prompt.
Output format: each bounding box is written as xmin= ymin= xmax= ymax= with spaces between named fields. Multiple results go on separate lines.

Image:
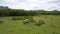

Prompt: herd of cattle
xmin=23 ymin=18 xmax=45 ymax=26
xmin=0 ymin=18 xmax=45 ymax=26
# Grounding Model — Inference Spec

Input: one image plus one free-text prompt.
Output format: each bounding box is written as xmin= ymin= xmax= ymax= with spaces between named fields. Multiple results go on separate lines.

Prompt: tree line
xmin=0 ymin=9 xmax=60 ymax=16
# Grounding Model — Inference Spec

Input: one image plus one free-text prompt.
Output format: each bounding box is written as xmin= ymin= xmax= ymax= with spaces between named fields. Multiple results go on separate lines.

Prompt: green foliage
xmin=0 ymin=9 xmax=60 ymax=16
xmin=11 ymin=17 xmax=25 ymax=21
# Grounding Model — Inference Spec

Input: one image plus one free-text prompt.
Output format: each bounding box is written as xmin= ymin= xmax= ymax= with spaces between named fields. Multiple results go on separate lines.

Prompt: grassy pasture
xmin=0 ymin=15 xmax=60 ymax=34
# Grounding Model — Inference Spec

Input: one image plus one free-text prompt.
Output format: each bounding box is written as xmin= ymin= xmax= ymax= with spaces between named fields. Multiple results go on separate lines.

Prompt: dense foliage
xmin=0 ymin=9 xmax=60 ymax=16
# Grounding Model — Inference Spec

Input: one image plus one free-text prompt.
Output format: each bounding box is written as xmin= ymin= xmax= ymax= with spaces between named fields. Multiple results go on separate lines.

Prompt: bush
xmin=11 ymin=17 xmax=24 ymax=21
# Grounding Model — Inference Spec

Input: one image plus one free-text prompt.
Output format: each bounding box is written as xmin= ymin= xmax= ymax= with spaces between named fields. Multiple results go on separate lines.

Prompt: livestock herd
xmin=23 ymin=18 xmax=45 ymax=26
xmin=0 ymin=18 xmax=45 ymax=26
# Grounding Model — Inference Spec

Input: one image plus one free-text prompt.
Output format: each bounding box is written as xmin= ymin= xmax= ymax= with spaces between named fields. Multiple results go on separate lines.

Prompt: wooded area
xmin=0 ymin=9 xmax=60 ymax=16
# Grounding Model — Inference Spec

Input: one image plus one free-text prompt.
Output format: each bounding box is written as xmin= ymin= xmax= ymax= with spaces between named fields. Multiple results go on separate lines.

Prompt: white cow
xmin=23 ymin=19 xmax=29 ymax=24
xmin=0 ymin=20 xmax=3 ymax=24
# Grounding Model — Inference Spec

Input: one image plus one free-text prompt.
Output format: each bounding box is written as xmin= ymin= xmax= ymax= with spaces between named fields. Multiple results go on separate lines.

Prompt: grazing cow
xmin=35 ymin=19 xmax=45 ymax=26
xmin=23 ymin=19 xmax=29 ymax=24
xmin=0 ymin=20 xmax=3 ymax=24
xmin=40 ymin=19 xmax=45 ymax=24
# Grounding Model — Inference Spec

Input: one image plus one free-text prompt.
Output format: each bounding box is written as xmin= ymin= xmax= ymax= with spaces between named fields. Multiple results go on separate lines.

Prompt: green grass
xmin=0 ymin=15 xmax=60 ymax=34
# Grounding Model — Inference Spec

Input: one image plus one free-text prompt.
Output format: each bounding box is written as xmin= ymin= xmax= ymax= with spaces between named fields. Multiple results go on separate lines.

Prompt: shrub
xmin=11 ymin=17 xmax=24 ymax=21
